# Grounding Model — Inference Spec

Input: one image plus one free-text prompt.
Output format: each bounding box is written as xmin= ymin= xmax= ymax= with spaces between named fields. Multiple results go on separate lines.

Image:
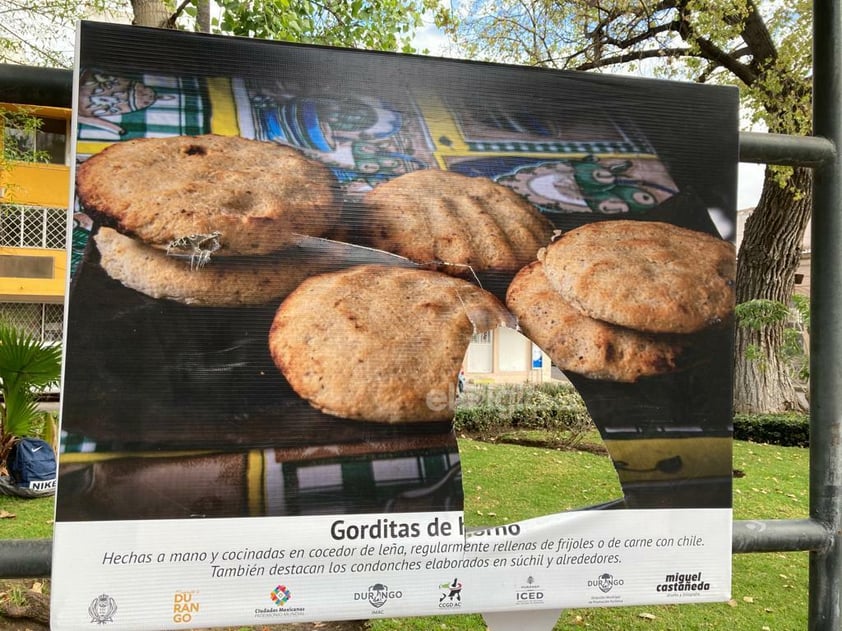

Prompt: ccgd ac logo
xmin=438 ymin=577 xmax=463 ymax=608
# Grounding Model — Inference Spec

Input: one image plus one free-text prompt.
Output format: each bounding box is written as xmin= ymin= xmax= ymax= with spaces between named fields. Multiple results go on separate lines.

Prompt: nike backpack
xmin=7 ymin=437 xmax=57 ymax=495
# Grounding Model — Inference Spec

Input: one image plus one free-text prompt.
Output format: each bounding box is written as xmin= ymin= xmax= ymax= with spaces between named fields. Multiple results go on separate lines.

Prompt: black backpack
xmin=7 ymin=438 xmax=57 ymax=495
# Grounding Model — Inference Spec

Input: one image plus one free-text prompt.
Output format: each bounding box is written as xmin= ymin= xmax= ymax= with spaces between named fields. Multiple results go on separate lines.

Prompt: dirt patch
xmin=0 ymin=579 xmax=49 ymax=631
xmin=495 ymin=436 xmax=608 ymax=455
xmin=460 ymin=431 xmax=609 ymax=456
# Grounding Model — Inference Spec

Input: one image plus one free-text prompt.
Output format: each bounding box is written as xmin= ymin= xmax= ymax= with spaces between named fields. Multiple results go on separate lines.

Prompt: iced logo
xmin=516 ymin=576 xmax=544 ymax=605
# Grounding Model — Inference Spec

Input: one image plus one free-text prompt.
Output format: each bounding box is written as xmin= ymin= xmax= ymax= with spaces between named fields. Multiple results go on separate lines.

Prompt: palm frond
xmin=0 ymin=322 xmax=62 ymax=441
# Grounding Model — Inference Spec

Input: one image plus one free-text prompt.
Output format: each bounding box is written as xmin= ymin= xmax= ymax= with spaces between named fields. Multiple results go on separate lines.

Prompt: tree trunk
xmin=733 ymin=165 xmax=812 ymax=413
xmin=197 ymin=0 xmax=211 ymax=33
xmin=130 ymin=0 xmax=171 ymax=28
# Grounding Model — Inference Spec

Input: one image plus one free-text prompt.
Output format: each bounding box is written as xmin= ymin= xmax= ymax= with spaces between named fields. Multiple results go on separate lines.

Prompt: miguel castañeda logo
xmin=354 ymin=583 xmax=403 ymax=613
xmin=172 ymin=590 xmax=200 ymax=624
xmin=587 ymin=573 xmax=624 ymax=605
xmin=88 ymin=593 xmax=117 ymax=624
xmin=438 ymin=577 xmax=463 ymax=609
xmin=656 ymin=571 xmax=711 ymax=598
xmin=515 ymin=576 xmax=544 ymax=606
xmin=255 ymin=584 xmax=305 ymax=619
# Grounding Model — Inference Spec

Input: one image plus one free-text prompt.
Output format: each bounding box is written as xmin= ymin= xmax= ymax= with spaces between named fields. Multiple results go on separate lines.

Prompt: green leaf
xmin=0 ymin=322 xmax=62 ymax=441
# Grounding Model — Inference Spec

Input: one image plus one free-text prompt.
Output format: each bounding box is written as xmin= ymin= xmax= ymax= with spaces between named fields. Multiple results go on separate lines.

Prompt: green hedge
xmin=454 ymin=382 xmax=592 ymax=435
xmin=733 ymin=412 xmax=810 ymax=447
xmin=455 ymin=382 xmax=810 ymax=449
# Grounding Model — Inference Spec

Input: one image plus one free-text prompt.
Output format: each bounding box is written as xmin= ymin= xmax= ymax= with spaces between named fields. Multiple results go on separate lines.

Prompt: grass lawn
xmin=0 ymin=493 xmax=55 ymax=540
xmin=371 ymin=438 xmax=809 ymax=630
xmin=0 ymin=438 xmax=810 ymax=630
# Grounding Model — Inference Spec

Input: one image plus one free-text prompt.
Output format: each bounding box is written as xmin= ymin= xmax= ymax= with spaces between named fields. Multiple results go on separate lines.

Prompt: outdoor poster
xmin=51 ymin=20 xmax=738 ymax=630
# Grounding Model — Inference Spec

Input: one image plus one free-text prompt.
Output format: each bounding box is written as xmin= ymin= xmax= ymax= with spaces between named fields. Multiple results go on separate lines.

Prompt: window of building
xmin=0 ymin=302 xmax=64 ymax=344
xmin=466 ymin=330 xmax=493 ymax=373
xmin=2 ymin=115 xmax=68 ymax=165
xmin=496 ymin=327 xmax=529 ymax=372
xmin=0 ymin=204 xmax=67 ymax=249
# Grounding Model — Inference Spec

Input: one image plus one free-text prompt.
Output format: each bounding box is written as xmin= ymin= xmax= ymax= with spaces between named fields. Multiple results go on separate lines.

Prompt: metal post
xmin=809 ymin=0 xmax=842 ymax=628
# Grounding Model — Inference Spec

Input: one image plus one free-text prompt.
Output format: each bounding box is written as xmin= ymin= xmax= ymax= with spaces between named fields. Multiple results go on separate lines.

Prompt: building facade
xmin=464 ymin=327 xmax=555 ymax=385
xmin=0 ymin=65 xmax=73 ymax=347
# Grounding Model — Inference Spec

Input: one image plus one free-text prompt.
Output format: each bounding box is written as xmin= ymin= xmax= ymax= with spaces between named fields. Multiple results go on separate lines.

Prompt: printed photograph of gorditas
xmin=56 ymin=22 xmax=737 ymax=522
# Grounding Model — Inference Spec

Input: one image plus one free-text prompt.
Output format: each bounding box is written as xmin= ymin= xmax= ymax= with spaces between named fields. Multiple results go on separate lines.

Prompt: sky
xmin=738 ymin=163 xmax=764 ymax=209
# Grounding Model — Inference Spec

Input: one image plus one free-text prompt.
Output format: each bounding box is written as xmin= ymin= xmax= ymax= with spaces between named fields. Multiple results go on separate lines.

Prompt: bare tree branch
xmin=599 ymin=20 xmax=681 ymax=50
xmin=740 ymin=0 xmax=777 ymax=67
xmin=692 ymin=34 xmax=757 ymax=84
xmin=166 ymin=0 xmax=193 ymax=28
xmin=574 ymin=46 xmax=695 ymax=71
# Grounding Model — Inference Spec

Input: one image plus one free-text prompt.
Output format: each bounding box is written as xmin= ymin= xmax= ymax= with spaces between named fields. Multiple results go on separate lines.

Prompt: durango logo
xmin=354 ymin=583 xmax=403 ymax=609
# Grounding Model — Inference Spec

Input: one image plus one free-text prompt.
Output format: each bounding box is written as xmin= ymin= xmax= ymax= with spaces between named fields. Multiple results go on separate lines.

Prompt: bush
xmin=454 ymin=382 xmax=593 ymax=437
xmin=733 ymin=412 xmax=809 ymax=447
xmin=456 ymin=382 xmax=810 ymax=450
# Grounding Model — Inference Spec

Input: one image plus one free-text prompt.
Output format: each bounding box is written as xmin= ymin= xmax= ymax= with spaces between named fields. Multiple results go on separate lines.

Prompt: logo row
xmin=87 ymin=570 xmax=710 ymax=623
xmin=86 ymin=580 xmax=463 ymax=625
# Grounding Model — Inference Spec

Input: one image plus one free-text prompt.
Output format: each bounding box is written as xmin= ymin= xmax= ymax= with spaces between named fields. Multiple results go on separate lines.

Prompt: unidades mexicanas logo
xmin=254 ymin=584 xmax=305 ymax=619
xmin=270 ymin=585 xmax=291 ymax=606
xmin=88 ymin=593 xmax=117 ymax=624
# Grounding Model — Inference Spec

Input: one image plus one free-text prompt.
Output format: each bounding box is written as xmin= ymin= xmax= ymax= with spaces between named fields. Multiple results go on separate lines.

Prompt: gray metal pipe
xmin=739 ymin=131 xmax=836 ymax=167
xmin=0 ymin=539 xmax=52 ymax=578
xmin=809 ymin=0 xmax=842 ymax=628
xmin=732 ymin=519 xmax=832 ymax=554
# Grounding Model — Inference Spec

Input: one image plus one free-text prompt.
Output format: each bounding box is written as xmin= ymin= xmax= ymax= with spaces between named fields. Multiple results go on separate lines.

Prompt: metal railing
xmin=2 ymin=1 xmax=840 ymax=628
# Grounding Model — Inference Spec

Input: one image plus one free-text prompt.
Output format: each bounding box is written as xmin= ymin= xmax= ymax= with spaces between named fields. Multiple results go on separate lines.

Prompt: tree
xmin=130 ymin=0 xmax=171 ymax=27
xmin=214 ymin=0 xmax=447 ymax=52
xmin=0 ymin=1 xmax=123 ymax=67
xmin=0 ymin=0 xmax=449 ymax=67
xmin=447 ymin=0 xmax=812 ymax=413
xmin=1 ymin=106 xmax=52 ymax=201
